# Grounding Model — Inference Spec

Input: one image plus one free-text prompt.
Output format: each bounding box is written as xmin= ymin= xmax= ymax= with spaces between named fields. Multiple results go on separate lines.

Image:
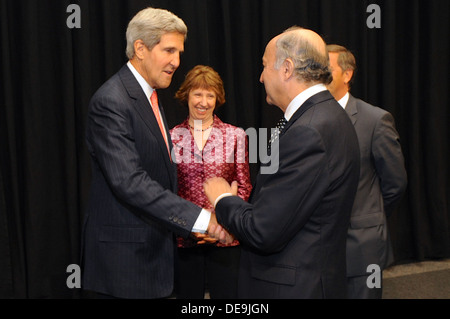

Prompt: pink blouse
xmin=170 ymin=115 xmax=252 ymax=248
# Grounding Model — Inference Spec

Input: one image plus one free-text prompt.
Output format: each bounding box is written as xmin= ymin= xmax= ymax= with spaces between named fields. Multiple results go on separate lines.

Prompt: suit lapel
xmin=345 ymin=94 xmax=358 ymax=125
xmin=281 ymin=90 xmax=335 ymax=135
xmin=118 ymin=65 xmax=176 ymax=186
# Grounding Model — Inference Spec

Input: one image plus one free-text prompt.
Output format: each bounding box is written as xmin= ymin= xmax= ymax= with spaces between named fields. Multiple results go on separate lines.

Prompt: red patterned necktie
xmin=150 ymin=90 xmax=170 ymax=156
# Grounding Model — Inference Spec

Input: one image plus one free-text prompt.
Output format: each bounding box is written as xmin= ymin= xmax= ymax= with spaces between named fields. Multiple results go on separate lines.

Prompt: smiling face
xmin=137 ymin=32 xmax=185 ymax=89
xmin=187 ymin=87 xmax=216 ymax=122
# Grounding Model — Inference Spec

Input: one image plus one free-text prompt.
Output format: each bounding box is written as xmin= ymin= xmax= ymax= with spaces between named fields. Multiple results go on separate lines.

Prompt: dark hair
xmin=326 ymin=44 xmax=357 ymax=88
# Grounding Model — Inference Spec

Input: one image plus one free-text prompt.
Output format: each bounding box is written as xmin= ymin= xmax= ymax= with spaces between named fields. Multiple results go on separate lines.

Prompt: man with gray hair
xmin=204 ymin=27 xmax=360 ymax=298
xmin=82 ymin=7 xmax=229 ymax=299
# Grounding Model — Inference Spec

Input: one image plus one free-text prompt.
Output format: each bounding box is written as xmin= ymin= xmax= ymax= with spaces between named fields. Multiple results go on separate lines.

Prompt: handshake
xmin=192 ymin=177 xmax=238 ymax=246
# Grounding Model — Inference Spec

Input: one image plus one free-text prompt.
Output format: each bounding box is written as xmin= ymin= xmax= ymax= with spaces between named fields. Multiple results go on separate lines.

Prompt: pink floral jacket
xmin=170 ymin=115 xmax=252 ymax=247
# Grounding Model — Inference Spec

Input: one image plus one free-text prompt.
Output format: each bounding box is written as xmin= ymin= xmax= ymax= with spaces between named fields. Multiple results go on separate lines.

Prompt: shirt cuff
xmin=191 ymin=209 xmax=211 ymax=233
xmin=214 ymin=193 xmax=233 ymax=208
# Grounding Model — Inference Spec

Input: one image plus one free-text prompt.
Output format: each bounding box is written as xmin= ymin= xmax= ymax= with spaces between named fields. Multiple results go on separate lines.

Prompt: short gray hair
xmin=125 ymin=7 xmax=187 ymax=59
xmin=275 ymin=26 xmax=332 ymax=85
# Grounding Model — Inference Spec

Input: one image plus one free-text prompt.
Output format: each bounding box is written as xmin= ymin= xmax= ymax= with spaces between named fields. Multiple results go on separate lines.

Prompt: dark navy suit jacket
xmin=345 ymin=95 xmax=407 ymax=277
xmin=82 ymin=65 xmax=201 ymax=299
xmin=216 ymin=90 xmax=360 ymax=298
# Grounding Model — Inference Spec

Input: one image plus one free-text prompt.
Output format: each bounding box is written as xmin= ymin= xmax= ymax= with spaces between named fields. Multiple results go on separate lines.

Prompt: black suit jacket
xmin=345 ymin=95 xmax=407 ymax=277
xmin=216 ymin=90 xmax=360 ymax=298
xmin=81 ymin=65 xmax=201 ymax=299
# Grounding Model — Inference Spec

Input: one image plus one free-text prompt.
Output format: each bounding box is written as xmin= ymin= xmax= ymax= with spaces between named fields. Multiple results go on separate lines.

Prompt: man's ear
xmin=133 ymin=40 xmax=146 ymax=60
xmin=282 ymin=58 xmax=295 ymax=80
xmin=343 ymin=69 xmax=354 ymax=86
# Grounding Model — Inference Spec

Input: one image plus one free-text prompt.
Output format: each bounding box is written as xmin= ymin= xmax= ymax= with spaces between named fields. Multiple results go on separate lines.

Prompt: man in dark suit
xmin=81 ymin=7 xmax=230 ymax=299
xmin=203 ymin=27 xmax=360 ymax=298
xmin=327 ymin=44 xmax=407 ymax=298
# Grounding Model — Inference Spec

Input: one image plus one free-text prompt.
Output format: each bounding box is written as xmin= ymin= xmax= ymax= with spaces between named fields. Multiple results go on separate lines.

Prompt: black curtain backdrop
xmin=0 ymin=0 xmax=448 ymax=298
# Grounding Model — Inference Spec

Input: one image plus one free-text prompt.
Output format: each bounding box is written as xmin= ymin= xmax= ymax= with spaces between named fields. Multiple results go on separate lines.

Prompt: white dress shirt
xmin=337 ymin=92 xmax=350 ymax=109
xmin=284 ymin=84 xmax=328 ymax=121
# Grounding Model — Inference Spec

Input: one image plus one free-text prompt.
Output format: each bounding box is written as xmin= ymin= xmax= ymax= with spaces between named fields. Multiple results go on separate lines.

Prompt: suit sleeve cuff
xmin=191 ymin=209 xmax=211 ymax=233
xmin=214 ymin=193 xmax=233 ymax=208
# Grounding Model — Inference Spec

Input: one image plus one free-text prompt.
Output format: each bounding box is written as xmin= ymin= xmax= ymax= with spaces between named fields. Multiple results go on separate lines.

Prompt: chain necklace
xmin=189 ymin=119 xmax=214 ymax=132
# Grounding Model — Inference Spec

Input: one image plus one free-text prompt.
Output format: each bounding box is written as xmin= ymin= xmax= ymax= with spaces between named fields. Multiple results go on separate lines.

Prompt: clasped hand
xmin=192 ymin=177 xmax=238 ymax=245
xmin=192 ymin=212 xmax=234 ymax=245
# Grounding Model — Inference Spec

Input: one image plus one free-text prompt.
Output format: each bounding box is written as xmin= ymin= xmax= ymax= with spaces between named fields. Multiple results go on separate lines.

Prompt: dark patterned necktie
xmin=268 ymin=117 xmax=287 ymax=154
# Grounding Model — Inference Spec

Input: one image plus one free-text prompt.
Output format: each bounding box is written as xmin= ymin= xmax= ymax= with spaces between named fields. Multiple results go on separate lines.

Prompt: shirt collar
xmin=338 ymin=92 xmax=350 ymax=109
xmin=284 ymin=84 xmax=327 ymax=121
xmin=127 ymin=61 xmax=154 ymax=101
